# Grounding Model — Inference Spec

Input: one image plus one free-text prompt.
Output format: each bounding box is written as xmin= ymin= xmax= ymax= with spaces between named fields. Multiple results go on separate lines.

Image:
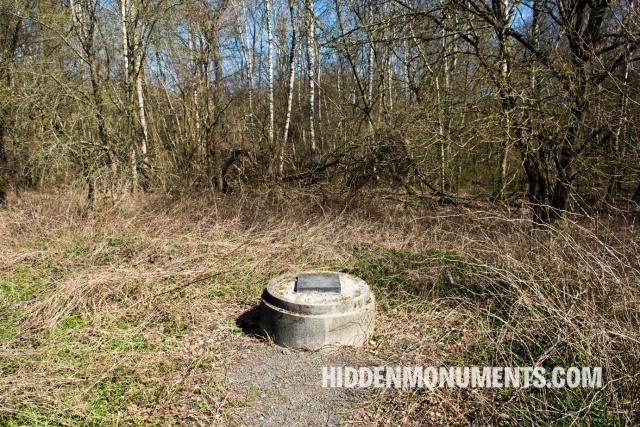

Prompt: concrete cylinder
xmin=260 ymin=271 xmax=376 ymax=351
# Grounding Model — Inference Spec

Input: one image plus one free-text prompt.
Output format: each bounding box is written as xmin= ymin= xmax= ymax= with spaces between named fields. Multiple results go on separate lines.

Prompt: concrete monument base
xmin=260 ymin=271 xmax=375 ymax=351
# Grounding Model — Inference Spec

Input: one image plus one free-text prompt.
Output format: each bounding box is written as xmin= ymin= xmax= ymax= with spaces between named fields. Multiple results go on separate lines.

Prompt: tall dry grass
xmin=0 ymin=188 xmax=638 ymax=424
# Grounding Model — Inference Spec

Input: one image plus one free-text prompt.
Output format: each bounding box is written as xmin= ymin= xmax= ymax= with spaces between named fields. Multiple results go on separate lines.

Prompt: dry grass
xmin=0 ymin=188 xmax=638 ymax=425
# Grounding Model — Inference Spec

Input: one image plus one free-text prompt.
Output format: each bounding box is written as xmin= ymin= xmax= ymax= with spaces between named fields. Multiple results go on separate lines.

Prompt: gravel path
xmin=226 ymin=345 xmax=372 ymax=426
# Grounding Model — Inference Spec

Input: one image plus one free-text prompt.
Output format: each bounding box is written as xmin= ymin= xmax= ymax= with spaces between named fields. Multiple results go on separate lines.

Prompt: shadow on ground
xmin=236 ymin=304 xmax=267 ymax=341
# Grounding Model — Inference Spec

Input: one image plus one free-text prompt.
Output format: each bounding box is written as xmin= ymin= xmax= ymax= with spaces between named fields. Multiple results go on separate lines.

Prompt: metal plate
xmin=295 ymin=273 xmax=341 ymax=294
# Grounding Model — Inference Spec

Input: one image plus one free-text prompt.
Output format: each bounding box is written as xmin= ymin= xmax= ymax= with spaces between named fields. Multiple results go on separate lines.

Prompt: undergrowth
xmin=0 ymin=190 xmax=638 ymax=425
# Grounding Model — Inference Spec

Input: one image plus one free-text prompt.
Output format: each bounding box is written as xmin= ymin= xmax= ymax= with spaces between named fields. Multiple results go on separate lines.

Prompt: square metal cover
xmin=295 ymin=273 xmax=341 ymax=294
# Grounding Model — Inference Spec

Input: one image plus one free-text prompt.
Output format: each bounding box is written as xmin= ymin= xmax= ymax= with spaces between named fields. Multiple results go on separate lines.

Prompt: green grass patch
xmin=88 ymin=375 xmax=160 ymax=419
xmin=57 ymin=315 xmax=88 ymax=332
xmin=0 ymin=266 xmax=50 ymax=303
xmin=215 ymin=271 xmax=272 ymax=301
xmin=0 ymin=406 xmax=69 ymax=426
xmin=106 ymin=334 xmax=155 ymax=352
xmin=208 ymin=285 xmax=232 ymax=298
xmin=510 ymin=388 xmax=624 ymax=426
xmin=64 ymin=241 xmax=92 ymax=258
xmin=162 ymin=319 xmax=188 ymax=338
xmin=0 ymin=307 xmax=24 ymax=341
xmin=344 ymin=245 xmax=498 ymax=310
xmin=106 ymin=235 xmax=134 ymax=248
xmin=61 ymin=233 xmax=138 ymax=265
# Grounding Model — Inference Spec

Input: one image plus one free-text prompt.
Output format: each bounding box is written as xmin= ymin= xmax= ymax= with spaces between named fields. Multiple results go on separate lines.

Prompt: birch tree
xmin=120 ymin=0 xmax=151 ymax=191
xmin=305 ymin=0 xmax=316 ymax=166
xmin=265 ymin=0 xmax=275 ymax=161
xmin=280 ymin=0 xmax=297 ymax=176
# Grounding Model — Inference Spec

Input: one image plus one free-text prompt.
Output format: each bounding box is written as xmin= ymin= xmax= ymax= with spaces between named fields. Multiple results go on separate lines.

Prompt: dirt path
xmin=224 ymin=306 xmax=374 ymax=426
xmin=226 ymin=346 xmax=370 ymax=426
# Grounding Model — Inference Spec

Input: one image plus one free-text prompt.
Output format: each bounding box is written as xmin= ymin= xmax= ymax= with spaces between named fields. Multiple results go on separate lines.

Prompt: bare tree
xmin=305 ymin=0 xmax=316 ymax=166
xmin=265 ymin=0 xmax=275 ymax=161
xmin=1 ymin=0 xmax=637 ymax=224
xmin=280 ymin=0 xmax=297 ymax=176
xmin=0 ymin=9 xmax=22 ymax=203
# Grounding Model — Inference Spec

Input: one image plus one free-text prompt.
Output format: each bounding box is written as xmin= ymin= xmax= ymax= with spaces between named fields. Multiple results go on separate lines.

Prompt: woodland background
xmin=0 ymin=0 xmax=638 ymax=224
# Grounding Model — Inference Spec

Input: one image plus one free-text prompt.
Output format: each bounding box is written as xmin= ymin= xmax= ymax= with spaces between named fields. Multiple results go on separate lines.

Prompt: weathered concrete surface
xmin=260 ymin=271 xmax=375 ymax=350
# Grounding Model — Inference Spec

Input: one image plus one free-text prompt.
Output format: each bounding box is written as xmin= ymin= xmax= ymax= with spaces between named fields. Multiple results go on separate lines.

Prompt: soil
xmin=226 ymin=346 xmax=371 ymax=426
xmin=225 ymin=305 xmax=376 ymax=426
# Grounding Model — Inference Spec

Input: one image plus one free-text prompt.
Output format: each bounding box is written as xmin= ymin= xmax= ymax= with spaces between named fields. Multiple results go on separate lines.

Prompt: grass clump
xmin=345 ymin=239 xmax=639 ymax=425
xmin=0 ymin=191 xmax=637 ymax=425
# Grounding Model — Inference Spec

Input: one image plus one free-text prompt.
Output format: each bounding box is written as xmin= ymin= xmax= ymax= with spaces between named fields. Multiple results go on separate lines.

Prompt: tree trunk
xmin=84 ymin=3 xmax=112 ymax=203
xmin=266 ymin=0 xmax=275 ymax=160
xmin=523 ymin=154 xmax=550 ymax=224
xmin=606 ymin=0 xmax=632 ymax=201
xmin=131 ymin=0 xmax=149 ymax=188
xmin=120 ymin=0 xmax=138 ymax=192
xmin=135 ymin=68 xmax=149 ymax=170
xmin=366 ymin=11 xmax=375 ymax=134
xmin=198 ymin=2 xmax=228 ymax=192
xmin=494 ymin=0 xmax=511 ymax=200
xmin=281 ymin=0 xmax=297 ymax=177
xmin=440 ymin=13 xmax=450 ymax=193
xmin=238 ymin=0 xmax=255 ymax=158
xmin=188 ymin=26 xmax=201 ymax=146
xmin=306 ymin=0 xmax=317 ymax=166
xmin=633 ymin=182 xmax=640 ymax=203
